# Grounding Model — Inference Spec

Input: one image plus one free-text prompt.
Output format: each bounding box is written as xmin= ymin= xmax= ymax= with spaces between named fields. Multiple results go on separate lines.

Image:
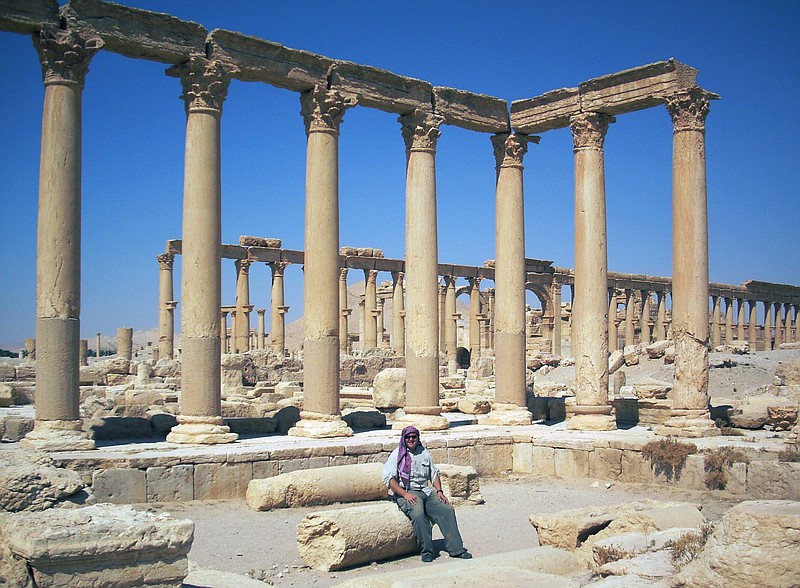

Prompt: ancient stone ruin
xmin=1 ymin=1 xmax=800 ymax=586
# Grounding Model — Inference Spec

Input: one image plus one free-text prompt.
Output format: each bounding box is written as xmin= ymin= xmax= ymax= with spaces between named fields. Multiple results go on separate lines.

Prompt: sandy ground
xmin=143 ymin=474 xmax=741 ymax=587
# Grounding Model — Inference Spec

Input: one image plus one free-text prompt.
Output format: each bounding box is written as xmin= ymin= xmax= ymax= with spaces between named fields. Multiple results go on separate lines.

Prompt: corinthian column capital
xmin=399 ymin=108 xmax=444 ymax=154
xmin=665 ymin=88 xmax=715 ymax=133
xmin=366 ymin=269 xmax=379 ymax=284
xmin=35 ymin=28 xmax=103 ymax=89
xmin=270 ymin=260 xmax=289 ymax=277
xmin=167 ymin=53 xmax=235 ymax=115
xmin=491 ymin=133 xmax=539 ymax=171
xmin=157 ymin=253 xmax=175 ymax=270
xmin=569 ymin=112 xmax=615 ymax=152
xmin=236 ymin=258 xmax=253 ymax=274
xmin=300 ymin=85 xmax=357 ymax=135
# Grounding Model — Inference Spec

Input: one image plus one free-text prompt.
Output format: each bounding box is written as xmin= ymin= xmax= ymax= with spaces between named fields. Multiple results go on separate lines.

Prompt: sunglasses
xmin=404 ymin=434 xmax=419 ymax=440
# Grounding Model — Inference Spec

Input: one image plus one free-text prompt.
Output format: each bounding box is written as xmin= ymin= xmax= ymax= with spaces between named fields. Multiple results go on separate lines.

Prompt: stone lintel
xmin=511 ymin=59 xmax=707 ymax=133
xmin=210 ymin=28 xmax=331 ymax=91
xmin=63 ymin=0 xmax=207 ymax=63
xmin=248 ymin=247 xmax=304 ymax=265
xmin=744 ymin=280 xmax=800 ymax=304
xmin=343 ymin=256 xmax=404 ymax=273
xmin=511 ymin=87 xmax=580 ymax=133
xmin=329 ymin=60 xmax=433 ymax=115
xmin=0 ymin=0 xmax=58 ymax=34
xmin=221 ymin=244 xmax=248 ymax=259
xmin=526 ymin=258 xmax=555 ymax=274
xmin=166 ymin=239 xmax=181 ymax=255
xmin=433 ymin=86 xmax=509 ymax=133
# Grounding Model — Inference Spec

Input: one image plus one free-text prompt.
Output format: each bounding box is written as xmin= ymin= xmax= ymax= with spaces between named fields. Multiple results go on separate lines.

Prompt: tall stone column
xmin=748 ymin=300 xmax=758 ymax=348
xmin=736 ymin=299 xmax=746 ymax=341
xmin=395 ymin=109 xmax=448 ymax=431
xmin=391 ymin=271 xmax=405 ymax=355
xmin=568 ymin=112 xmax=615 ymax=431
xmin=658 ymin=88 xmax=718 ymax=437
xmin=640 ymin=290 xmax=652 ymax=344
xmin=608 ymin=288 xmax=618 ymax=352
xmin=377 ymin=297 xmax=386 ymax=347
xmin=711 ymin=295 xmax=721 ymax=349
xmin=22 ymin=29 xmax=103 ymax=451
xmin=551 ymin=282 xmax=562 ymax=355
xmin=724 ymin=297 xmax=734 ymax=345
xmin=220 ymin=311 xmax=229 ymax=354
xmin=764 ymin=301 xmax=773 ymax=351
xmin=624 ymin=289 xmax=636 ymax=347
xmin=290 ymin=85 xmax=355 ymax=438
xmin=117 ymin=327 xmax=133 ymax=360
xmin=483 ymin=133 xmax=534 ymax=426
xmin=363 ymin=269 xmax=378 ymax=351
xmin=438 ymin=281 xmax=447 ymax=353
xmin=468 ymin=277 xmax=482 ymax=366
xmin=256 ymin=308 xmax=266 ymax=350
xmin=79 ymin=339 xmax=88 ymax=366
xmin=655 ymin=290 xmax=667 ymax=341
xmin=784 ymin=303 xmax=793 ymax=344
xmin=234 ymin=259 xmax=252 ymax=353
xmin=95 ymin=332 xmax=101 ymax=360
xmin=774 ymin=302 xmax=784 ymax=348
xmin=157 ymin=253 xmax=176 ymax=360
xmin=443 ymin=275 xmax=458 ymax=374
xmin=166 ymin=54 xmax=237 ymax=444
xmin=339 ymin=268 xmax=350 ymax=354
xmin=270 ymin=261 xmax=289 ymax=355
xmin=794 ymin=305 xmax=800 ymax=343
xmin=25 ymin=338 xmax=36 ymax=362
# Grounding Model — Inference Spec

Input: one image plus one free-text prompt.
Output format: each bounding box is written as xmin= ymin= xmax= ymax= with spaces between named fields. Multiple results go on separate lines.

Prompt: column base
xmin=392 ymin=412 xmax=449 ymax=431
xmin=568 ymin=405 xmax=616 ymax=431
xmin=655 ymin=409 xmax=720 ymax=438
xmin=479 ymin=403 xmax=532 ymax=426
xmin=288 ymin=411 xmax=353 ymax=438
xmin=20 ymin=419 xmax=96 ymax=451
xmin=166 ymin=415 xmax=238 ymax=444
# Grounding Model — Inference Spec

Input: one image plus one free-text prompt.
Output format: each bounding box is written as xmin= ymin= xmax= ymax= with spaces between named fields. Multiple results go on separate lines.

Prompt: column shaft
xmin=640 ymin=290 xmax=652 ymax=344
xmin=468 ymin=277 xmax=482 ymax=366
xmin=444 ymin=275 xmax=458 ymax=374
xmin=608 ymin=289 xmax=618 ymax=352
xmin=234 ymin=259 xmax=252 ymax=353
xmin=157 ymin=253 xmax=176 ymax=359
xmin=624 ymin=290 xmax=636 ymax=346
xmin=270 ymin=262 xmax=287 ymax=354
xmin=363 ymin=270 xmax=378 ymax=350
xmin=569 ymin=113 xmax=614 ymax=430
xmin=659 ymin=88 xmax=718 ymax=437
xmin=339 ymin=268 xmax=350 ymax=354
xmin=551 ymin=283 xmax=562 ymax=355
xmin=391 ymin=271 xmax=405 ymax=355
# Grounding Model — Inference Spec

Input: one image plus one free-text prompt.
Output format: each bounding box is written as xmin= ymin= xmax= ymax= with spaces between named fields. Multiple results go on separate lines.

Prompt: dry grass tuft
xmin=666 ymin=523 xmax=714 ymax=568
xmin=641 ymin=437 xmax=697 ymax=480
xmin=703 ymin=447 xmax=750 ymax=490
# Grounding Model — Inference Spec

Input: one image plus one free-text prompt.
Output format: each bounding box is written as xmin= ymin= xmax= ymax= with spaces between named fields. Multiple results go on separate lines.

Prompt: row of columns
xmin=710 ymin=297 xmax=800 ymax=350
xmin=23 ymin=27 xmax=723 ymax=448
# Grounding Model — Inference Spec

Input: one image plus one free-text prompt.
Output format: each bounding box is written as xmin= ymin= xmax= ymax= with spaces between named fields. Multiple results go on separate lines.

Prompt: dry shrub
xmin=778 ymin=445 xmax=800 ymax=462
xmin=641 ymin=437 xmax=697 ymax=480
xmin=666 ymin=523 xmax=714 ymax=568
xmin=594 ymin=544 xmax=634 ymax=566
xmin=703 ymin=447 xmax=750 ymax=490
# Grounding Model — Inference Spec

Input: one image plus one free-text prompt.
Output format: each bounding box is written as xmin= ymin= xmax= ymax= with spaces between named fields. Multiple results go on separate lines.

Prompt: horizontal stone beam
xmin=330 ymin=61 xmax=432 ymax=115
xmin=0 ymin=0 xmax=58 ymax=34
xmin=63 ymin=0 xmax=207 ymax=63
xmin=210 ymin=28 xmax=331 ymax=91
xmin=511 ymin=59 xmax=708 ymax=133
xmin=433 ymin=86 xmax=509 ymax=133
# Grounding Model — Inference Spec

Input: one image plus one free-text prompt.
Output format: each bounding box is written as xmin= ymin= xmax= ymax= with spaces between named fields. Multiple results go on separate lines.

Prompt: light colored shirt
xmin=382 ymin=445 xmax=440 ymax=495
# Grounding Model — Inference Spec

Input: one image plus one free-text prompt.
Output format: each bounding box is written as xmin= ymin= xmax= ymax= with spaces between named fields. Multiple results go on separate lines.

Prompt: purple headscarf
xmin=397 ymin=425 xmax=420 ymax=490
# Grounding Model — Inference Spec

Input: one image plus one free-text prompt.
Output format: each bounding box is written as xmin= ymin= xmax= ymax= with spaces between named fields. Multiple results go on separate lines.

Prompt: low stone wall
xmin=45 ymin=430 xmax=800 ymax=504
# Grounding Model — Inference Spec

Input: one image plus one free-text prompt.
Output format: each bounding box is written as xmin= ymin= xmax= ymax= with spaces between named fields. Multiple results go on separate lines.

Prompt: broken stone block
xmin=623 ymin=345 xmax=640 ymax=366
xmin=0 ymin=449 xmax=85 ymax=513
xmin=342 ymin=408 xmax=386 ymax=430
xmin=673 ymin=500 xmax=800 ymax=588
xmin=0 ymin=504 xmax=193 ymax=587
xmin=247 ymin=463 xmax=386 ymax=511
xmin=608 ymin=350 xmax=625 ymax=374
xmin=458 ymin=396 xmax=491 ymax=414
xmin=645 ymin=340 xmax=671 ymax=359
xmin=632 ymin=377 xmax=671 ymax=399
xmin=438 ymin=464 xmax=484 ymax=505
xmin=372 ymin=367 xmax=406 ymax=408
xmin=92 ymin=468 xmax=146 ymax=504
xmin=296 ymin=502 xmax=417 ymax=571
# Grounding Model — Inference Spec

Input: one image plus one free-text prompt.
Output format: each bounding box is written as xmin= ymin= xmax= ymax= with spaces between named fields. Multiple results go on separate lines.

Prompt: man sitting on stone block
xmin=382 ymin=425 xmax=472 ymax=563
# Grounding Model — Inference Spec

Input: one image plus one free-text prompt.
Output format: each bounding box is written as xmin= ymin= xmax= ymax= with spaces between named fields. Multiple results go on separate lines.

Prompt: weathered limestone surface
xmin=372 ymin=367 xmax=406 ymax=408
xmin=433 ymin=86 xmax=508 ymax=132
xmin=437 ymin=464 xmax=484 ymax=506
xmin=0 ymin=503 xmax=193 ymax=588
xmin=673 ymin=500 xmax=800 ymax=588
xmin=530 ymin=499 xmax=694 ymax=550
xmin=296 ymin=502 xmax=418 ymax=571
xmin=246 ymin=463 xmax=386 ymax=511
xmin=63 ymin=0 xmax=207 ymax=62
xmin=0 ymin=0 xmax=58 ymax=33
xmin=333 ymin=546 xmax=585 ymax=587
xmin=0 ymin=449 xmax=85 ymax=512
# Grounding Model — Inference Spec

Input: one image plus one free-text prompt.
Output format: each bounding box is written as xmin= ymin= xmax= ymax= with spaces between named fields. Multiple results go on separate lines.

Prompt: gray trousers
xmin=397 ymin=490 xmax=465 ymax=558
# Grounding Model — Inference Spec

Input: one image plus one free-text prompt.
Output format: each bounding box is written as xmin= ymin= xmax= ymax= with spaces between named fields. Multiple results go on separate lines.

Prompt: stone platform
xmin=3 ymin=421 xmax=795 ymax=504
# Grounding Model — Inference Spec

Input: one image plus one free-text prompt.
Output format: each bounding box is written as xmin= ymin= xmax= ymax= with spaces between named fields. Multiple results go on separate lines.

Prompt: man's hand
xmin=436 ymin=490 xmax=449 ymax=504
xmin=403 ymin=490 xmax=418 ymax=505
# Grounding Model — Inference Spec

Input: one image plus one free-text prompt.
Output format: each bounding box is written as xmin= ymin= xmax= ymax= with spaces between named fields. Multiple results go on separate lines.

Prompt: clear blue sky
xmin=1 ymin=1 xmax=798 ymax=349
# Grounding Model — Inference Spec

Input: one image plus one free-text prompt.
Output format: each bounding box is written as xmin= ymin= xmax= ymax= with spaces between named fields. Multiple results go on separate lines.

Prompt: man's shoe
xmin=450 ymin=550 xmax=472 ymax=559
xmin=421 ymin=553 xmax=434 ymax=563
